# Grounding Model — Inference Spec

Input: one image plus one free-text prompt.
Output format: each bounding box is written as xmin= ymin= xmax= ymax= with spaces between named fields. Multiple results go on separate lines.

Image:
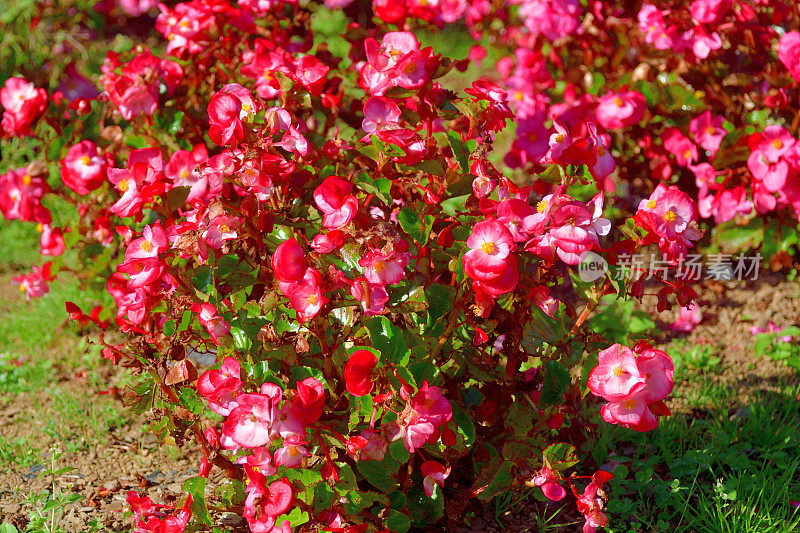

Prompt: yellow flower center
xmin=306 ymin=294 xmax=318 ymax=305
xmin=646 ymin=199 xmax=657 ymax=209
xmin=664 ymin=210 xmax=677 ymax=222
xmin=403 ymin=61 xmax=418 ymax=75
xmin=19 ymin=284 xmax=26 ymax=292
xmin=22 ymin=175 xmax=32 ymax=186
xmin=613 ymin=97 xmax=624 ymax=107
xmin=141 ymin=240 xmax=153 ymax=252
xmin=118 ymin=179 xmax=129 ymax=192
xmin=80 ymin=156 xmax=91 ymax=165
xmin=241 ymin=102 xmax=251 ymax=113
xmin=555 ymin=134 xmax=565 ymax=144
xmin=771 ymin=139 xmax=783 ymax=150
xmin=623 ymin=399 xmax=637 ymax=410
xmin=218 ymin=224 xmax=231 ymax=233
xmin=612 ymin=366 xmax=624 ymax=377
xmin=36 ymin=223 xmax=43 ymax=233
xmin=481 ymin=242 xmax=497 ymax=255
xmin=537 ymin=199 xmax=548 ymax=213
xmin=179 ymin=169 xmax=190 ymax=179
xmin=514 ymin=92 xmax=525 ymax=101
xmin=705 ymin=126 xmax=716 ymax=135
xmin=373 ymin=260 xmax=386 ymax=273
xmin=683 ymin=149 xmax=693 ymax=160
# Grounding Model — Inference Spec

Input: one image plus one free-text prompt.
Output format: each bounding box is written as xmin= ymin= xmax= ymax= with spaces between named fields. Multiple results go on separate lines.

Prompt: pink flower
xmin=197 ymin=356 xmax=242 ymax=416
xmin=208 ymin=93 xmax=244 ymax=147
xmin=60 ymin=141 xmax=112 ymax=195
xmin=690 ymin=0 xmax=730 ymax=23
xmin=223 ymin=387 xmax=283 ymax=448
xmin=0 ymin=167 xmax=51 ymax=223
xmin=779 ymin=31 xmax=800 ymax=82
xmin=689 ymin=26 xmax=722 ymax=59
xmin=689 ymin=111 xmax=726 ymax=156
xmin=313 ymin=176 xmax=358 ymax=229
xmin=518 ymin=0 xmax=581 ymax=41
xmin=273 ymin=435 xmax=311 ymax=468
xmin=587 ymin=344 xmax=646 ymax=401
xmin=596 ymin=91 xmax=646 ymax=130
xmin=280 ymin=267 xmax=329 ymax=323
xmin=532 ymin=466 xmax=566 ymax=501
xmin=420 ymin=461 xmax=450 ymax=497
xmin=362 ymin=96 xmax=401 ymax=134
xmin=750 ymin=321 xmax=793 ymax=343
xmin=193 ymin=303 xmax=231 ymax=345
xmin=463 ymin=218 xmax=515 ymax=281
xmin=100 ymin=51 xmax=182 ymax=121
xmin=344 ymin=349 xmax=378 ymax=397
xmin=0 ymin=77 xmax=48 ymax=137
xmin=272 ymin=239 xmax=308 ymax=284
xmin=638 ymin=4 xmax=674 ymax=50
xmin=670 ymin=302 xmax=703 ymax=332
xmin=635 ymin=183 xmax=703 ymax=263
xmin=12 ymin=262 xmax=53 ymax=301
xmin=39 ymin=225 xmax=65 ymax=257
xmin=359 ymin=243 xmax=409 ymax=285
xmin=663 ymin=128 xmax=698 ymax=167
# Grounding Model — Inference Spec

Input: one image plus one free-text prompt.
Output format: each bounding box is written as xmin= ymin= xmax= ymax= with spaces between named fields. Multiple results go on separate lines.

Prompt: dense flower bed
xmin=2 ymin=0 xmax=800 ymax=531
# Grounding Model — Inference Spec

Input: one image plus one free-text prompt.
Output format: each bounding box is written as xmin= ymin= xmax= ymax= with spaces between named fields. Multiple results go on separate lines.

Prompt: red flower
xmin=344 ymin=349 xmax=378 ymax=397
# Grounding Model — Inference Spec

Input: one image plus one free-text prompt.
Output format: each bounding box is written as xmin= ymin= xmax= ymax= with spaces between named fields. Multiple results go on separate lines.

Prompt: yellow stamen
xmin=683 ymin=149 xmax=693 ymax=160
xmin=612 ymin=366 xmax=624 ymax=377
xmin=481 ymin=242 xmax=497 ymax=255
xmin=141 ymin=240 xmax=153 ymax=252
xmin=22 ymin=175 xmax=32 ymax=186
xmin=118 ymin=179 xmax=129 ymax=192
xmin=646 ymin=199 xmax=657 ymax=209
xmin=623 ymin=399 xmax=637 ymax=410
xmin=537 ymin=200 xmax=548 ymax=213
xmin=771 ymin=139 xmax=784 ymax=150
xmin=705 ymin=126 xmax=716 ymax=135
xmin=555 ymin=134 xmax=565 ymax=144
xmin=373 ymin=261 xmax=386 ymax=273
xmin=613 ymin=97 xmax=624 ymax=107
xmin=80 ymin=156 xmax=91 ymax=166
xmin=306 ymin=294 xmax=318 ymax=305
xmin=36 ymin=223 xmax=43 ymax=233
xmin=179 ymin=169 xmax=189 ymax=179
xmin=664 ymin=210 xmax=677 ymax=222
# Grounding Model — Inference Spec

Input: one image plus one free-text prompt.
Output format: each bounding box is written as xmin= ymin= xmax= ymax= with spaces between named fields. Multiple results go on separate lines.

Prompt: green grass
xmin=588 ymin=372 xmax=800 ymax=533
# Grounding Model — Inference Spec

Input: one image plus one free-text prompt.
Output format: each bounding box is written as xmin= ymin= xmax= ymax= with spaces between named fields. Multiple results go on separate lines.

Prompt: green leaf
xmin=397 ymin=207 xmax=434 ymax=246
xmin=356 ymin=456 xmax=401 ymax=493
xmin=163 ymin=319 xmax=175 ymax=337
xmin=446 ymin=130 xmax=470 ymax=174
xmin=386 ymin=510 xmax=411 ymax=533
xmin=389 ymin=439 xmax=411 ymax=464
xmin=474 ymin=460 xmax=514 ymax=501
xmin=230 ymin=326 xmax=252 ymax=352
xmin=179 ymin=387 xmax=205 ymax=415
xmin=451 ymin=402 xmax=475 ymax=445
xmin=182 ymin=477 xmax=212 ymax=526
xmin=539 ymin=361 xmax=570 ymax=406
xmin=543 ymin=442 xmax=579 ymax=471
xmin=425 ymin=284 xmax=455 ymax=336
xmin=0 ymin=523 xmax=20 ymax=533
xmin=367 ymin=316 xmax=410 ymax=365
xmin=191 ymin=265 xmax=213 ymax=292
xmin=440 ymin=195 xmax=469 ymax=216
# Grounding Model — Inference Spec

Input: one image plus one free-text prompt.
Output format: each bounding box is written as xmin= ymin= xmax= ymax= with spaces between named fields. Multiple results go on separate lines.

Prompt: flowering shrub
xmin=3 ymin=0 xmax=800 ymax=531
